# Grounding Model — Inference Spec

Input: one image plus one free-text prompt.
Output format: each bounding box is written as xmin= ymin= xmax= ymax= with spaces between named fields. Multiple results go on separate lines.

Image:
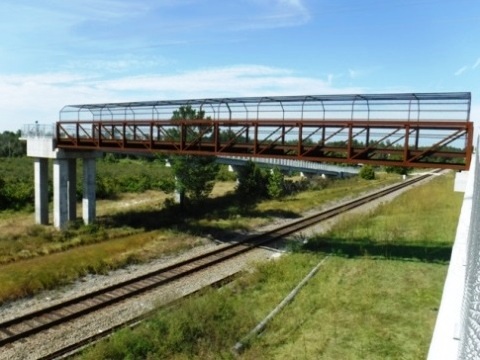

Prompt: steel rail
xmin=0 ymin=172 xmax=439 ymax=351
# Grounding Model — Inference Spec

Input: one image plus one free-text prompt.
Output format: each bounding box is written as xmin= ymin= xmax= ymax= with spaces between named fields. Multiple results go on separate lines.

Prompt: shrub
xmin=235 ymin=161 xmax=269 ymax=199
xmin=384 ymin=165 xmax=412 ymax=175
xmin=215 ymin=165 xmax=237 ymax=181
xmin=359 ymin=165 xmax=375 ymax=180
xmin=267 ymin=168 xmax=285 ymax=199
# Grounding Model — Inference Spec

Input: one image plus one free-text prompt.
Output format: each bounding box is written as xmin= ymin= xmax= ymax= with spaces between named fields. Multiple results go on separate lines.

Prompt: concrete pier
xmin=27 ymin=136 xmax=102 ymax=229
xmin=67 ymin=159 xmax=77 ymax=222
xmin=34 ymin=158 xmax=48 ymax=225
xmin=53 ymin=159 xmax=69 ymax=229
xmin=82 ymin=158 xmax=96 ymax=225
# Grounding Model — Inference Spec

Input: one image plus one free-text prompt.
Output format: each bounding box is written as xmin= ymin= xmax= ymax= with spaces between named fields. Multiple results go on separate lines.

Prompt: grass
xmin=304 ymin=172 xmax=462 ymax=262
xmin=0 ymin=171 xmax=404 ymax=305
xmin=243 ymin=257 xmax=446 ymax=360
xmin=0 ymin=229 xmax=205 ymax=303
xmin=77 ymin=171 xmax=462 ymax=359
xmin=193 ymin=172 xmax=401 ymax=233
xmin=78 ymin=255 xmax=447 ymax=360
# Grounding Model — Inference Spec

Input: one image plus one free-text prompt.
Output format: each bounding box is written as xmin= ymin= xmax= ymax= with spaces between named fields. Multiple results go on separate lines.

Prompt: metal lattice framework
xmin=56 ymin=92 xmax=473 ymax=170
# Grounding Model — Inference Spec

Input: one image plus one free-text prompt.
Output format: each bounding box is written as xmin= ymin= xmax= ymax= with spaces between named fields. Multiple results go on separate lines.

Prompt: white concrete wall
xmin=428 ymin=148 xmax=478 ymax=359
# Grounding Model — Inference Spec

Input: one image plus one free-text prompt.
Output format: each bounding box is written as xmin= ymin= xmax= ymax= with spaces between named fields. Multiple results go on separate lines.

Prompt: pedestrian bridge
xmin=24 ymin=92 xmax=473 ymax=230
xmin=52 ymin=92 xmax=473 ymax=170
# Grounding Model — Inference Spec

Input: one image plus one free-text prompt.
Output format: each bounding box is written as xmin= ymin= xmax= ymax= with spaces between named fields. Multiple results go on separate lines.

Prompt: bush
xmin=215 ymin=165 xmax=237 ymax=181
xmin=235 ymin=161 xmax=269 ymax=199
xmin=384 ymin=165 xmax=412 ymax=175
xmin=267 ymin=168 xmax=285 ymax=199
xmin=359 ymin=165 xmax=375 ymax=180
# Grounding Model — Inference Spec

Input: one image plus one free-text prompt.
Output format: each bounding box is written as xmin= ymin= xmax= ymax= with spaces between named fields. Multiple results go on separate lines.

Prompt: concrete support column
xmin=173 ymin=176 xmax=184 ymax=204
xmin=82 ymin=158 xmax=96 ymax=225
xmin=34 ymin=158 xmax=49 ymax=225
xmin=53 ymin=159 xmax=69 ymax=229
xmin=67 ymin=159 xmax=77 ymax=222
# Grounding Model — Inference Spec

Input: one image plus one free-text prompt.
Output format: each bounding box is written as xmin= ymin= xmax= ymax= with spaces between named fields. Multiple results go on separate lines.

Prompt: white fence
xmin=429 ymin=138 xmax=480 ymax=359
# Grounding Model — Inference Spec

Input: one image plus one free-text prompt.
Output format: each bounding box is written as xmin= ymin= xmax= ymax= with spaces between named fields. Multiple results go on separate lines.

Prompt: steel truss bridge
xmin=54 ymin=92 xmax=474 ymax=170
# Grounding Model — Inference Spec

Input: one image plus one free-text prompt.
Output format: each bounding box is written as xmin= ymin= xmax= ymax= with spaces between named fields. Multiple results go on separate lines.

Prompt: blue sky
xmin=0 ymin=0 xmax=478 ymax=131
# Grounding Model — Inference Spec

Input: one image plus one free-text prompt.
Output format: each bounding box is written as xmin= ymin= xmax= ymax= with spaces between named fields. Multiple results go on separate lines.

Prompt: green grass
xmin=304 ymin=172 xmax=462 ymax=262
xmin=193 ymin=172 xmax=401 ymax=232
xmin=0 ymin=229 xmax=204 ymax=303
xmin=0 ymin=172 xmax=405 ymax=304
xmin=78 ymin=171 xmax=462 ymax=359
xmin=78 ymin=254 xmax=447 ymax=360
xmin=243 ymin=256 xmax=446 ymax=360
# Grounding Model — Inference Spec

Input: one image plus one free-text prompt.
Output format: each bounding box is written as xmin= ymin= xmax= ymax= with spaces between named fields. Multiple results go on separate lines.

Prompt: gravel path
xmin=0 ymin=172 xmax=442 ymax=360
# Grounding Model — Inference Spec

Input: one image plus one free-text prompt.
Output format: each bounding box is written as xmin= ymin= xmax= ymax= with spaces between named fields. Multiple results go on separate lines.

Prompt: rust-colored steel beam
xmin=55 ymin=119 xmax=473 ymax=170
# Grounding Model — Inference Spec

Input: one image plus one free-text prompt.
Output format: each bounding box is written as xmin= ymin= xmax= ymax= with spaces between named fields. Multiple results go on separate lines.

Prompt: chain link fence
xmin=459 ymin=139 xmax=480 ymax=358
xmin=429 ymin=137 xmax=479 ymax=359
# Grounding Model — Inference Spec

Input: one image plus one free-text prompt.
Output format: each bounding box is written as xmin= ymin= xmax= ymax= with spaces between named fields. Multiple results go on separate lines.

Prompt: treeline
xmin=0 ymin=156 xmax=174 ymax=211
xmin=0 ymin=131 xmax=25 ymax=157
xmin=0 ymin=131 xmax=29 ymax=210
xmin=0 ymin=155 xmax=236 ymax=211
xmin=0 ymin=157 xmax=33 ymax=210
xmin=0 ymin=154 xmax=308 ymax=212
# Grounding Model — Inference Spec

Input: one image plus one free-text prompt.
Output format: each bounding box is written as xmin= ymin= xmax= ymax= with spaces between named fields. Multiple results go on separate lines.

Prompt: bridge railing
xmin=21 ymin=123 xmax=55 ymax=139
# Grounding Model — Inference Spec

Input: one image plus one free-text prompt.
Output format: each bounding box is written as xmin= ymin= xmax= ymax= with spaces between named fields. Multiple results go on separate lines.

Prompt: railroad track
xmin=0 ymin=171 xmax=439 ymax=356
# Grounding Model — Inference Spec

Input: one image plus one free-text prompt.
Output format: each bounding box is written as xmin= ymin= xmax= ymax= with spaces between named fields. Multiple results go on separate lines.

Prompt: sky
xmin=0 ymin=0 xmax=479 ymax=132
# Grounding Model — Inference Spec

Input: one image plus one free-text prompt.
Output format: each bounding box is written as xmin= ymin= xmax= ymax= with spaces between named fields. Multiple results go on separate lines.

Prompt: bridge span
xmin=54 ymin=92 xmax=473 ymax=170
xmin=24 ymin=92 xmax=473 ymax=230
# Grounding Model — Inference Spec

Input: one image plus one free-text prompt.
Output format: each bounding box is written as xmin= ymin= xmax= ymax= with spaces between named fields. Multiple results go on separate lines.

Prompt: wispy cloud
xmin=0 ymin=65 xmax=364 ymax=130
xmin=348 ymin=69 xmax=358 ymax=79
xmin=92 ymin=65 xmax=360 ymax=97
xmin=473 ymin=58 xmax=480 ymax=69
xmin=233 ymin=0 xmax=311 ymax=30
xmin=65 ymin=56 xmax=170 ymax=73
xmin=347 ymin=67 xmax=377 ymax=80
xmin=454 ymin=66 xmax=468 ymax=76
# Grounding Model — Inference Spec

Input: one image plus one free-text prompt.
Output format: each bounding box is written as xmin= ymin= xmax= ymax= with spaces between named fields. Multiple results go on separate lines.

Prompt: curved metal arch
xmin=59 ymin=92 xmax=472 ymax=124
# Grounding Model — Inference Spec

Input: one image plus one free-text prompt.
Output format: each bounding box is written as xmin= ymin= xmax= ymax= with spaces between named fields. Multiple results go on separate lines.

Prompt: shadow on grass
xmin=300 ymin=236 xmax=453 ymax=263
xmin=99 ymin=193 xmax=301 ymax=241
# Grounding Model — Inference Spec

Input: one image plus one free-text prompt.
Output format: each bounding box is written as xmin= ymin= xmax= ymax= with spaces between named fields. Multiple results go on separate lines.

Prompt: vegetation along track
xmin=0 ymin=171 xmax=440 ymax=354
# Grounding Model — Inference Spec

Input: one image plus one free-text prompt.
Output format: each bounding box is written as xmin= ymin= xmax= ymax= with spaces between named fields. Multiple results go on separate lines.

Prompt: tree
xmin=169 ymin=106 xmax=219 ymax=208
xmin=235 ymin=161 xmax=268 ymax=200
xmin=0 ymin=131 xmax=25 ymax=157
